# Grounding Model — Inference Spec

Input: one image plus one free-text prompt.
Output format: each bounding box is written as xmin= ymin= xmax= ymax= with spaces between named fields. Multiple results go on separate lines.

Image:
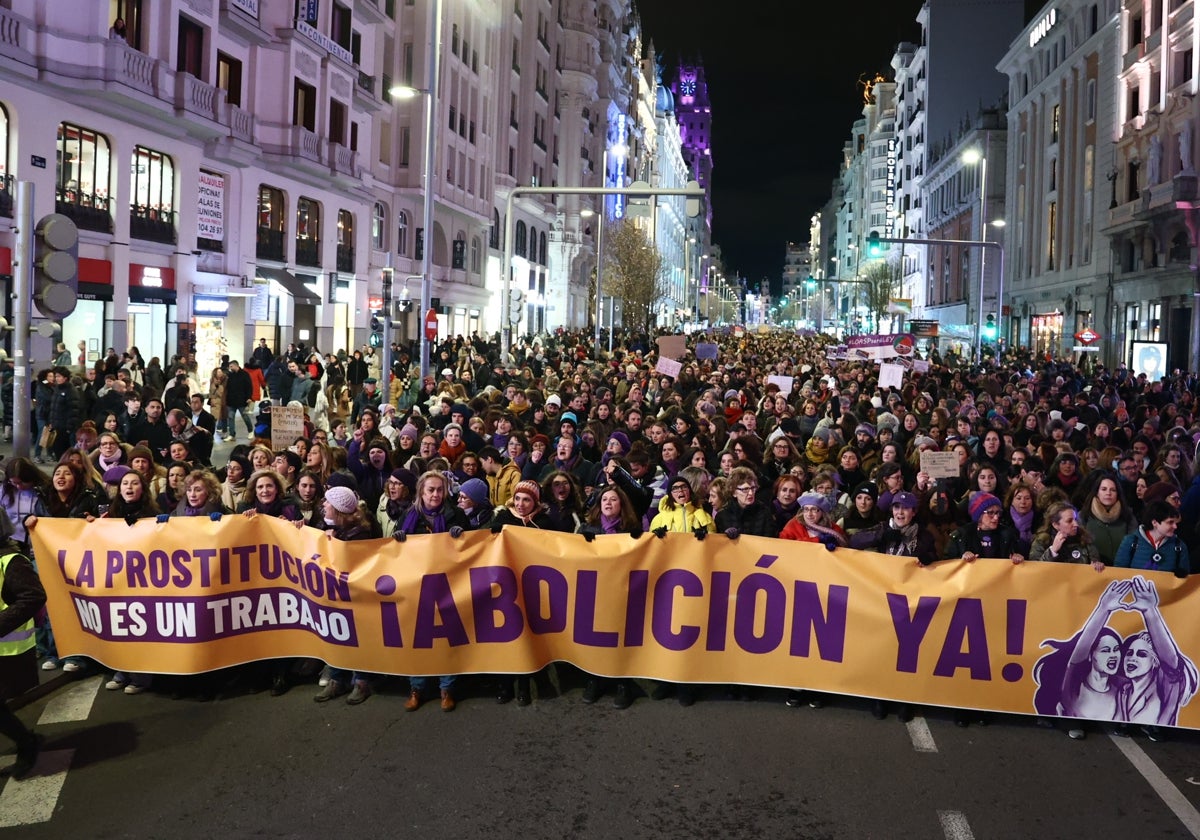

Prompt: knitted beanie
xmin=325 ymin=485 xmax=359 ymax=515
xmin=513 ymin=479 xmax=541 ymax=504
xmin=968 ymin=491 xmax=1002 ymax=523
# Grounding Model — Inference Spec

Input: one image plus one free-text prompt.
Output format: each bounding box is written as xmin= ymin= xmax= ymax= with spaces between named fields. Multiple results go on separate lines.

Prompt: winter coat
xmin=649 ymin=500 xmax=716 ymax=534
xmin=714 ymin=500 xmax=777 ymax=538
xmin=1115 ymin=527 xmax=1191 ymax=576
xmin=943 ymin=523 xmax=1023 ymax=561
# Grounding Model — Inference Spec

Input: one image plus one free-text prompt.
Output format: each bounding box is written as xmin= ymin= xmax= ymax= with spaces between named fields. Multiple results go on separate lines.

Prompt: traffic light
xmin=867 ymin=231 xmax=883 ymax=258
xmin=33 ymin=213 xmax=79 ymax=321
xmin=982 ymin=313 xmax=997 ymax=340
xmin=805 ymin=275 xmax=816 ymax=289
xmin=369 ymin=310 xmax=385 ymax=347
xmin=508 ymin=288 xmax=525 ymax=324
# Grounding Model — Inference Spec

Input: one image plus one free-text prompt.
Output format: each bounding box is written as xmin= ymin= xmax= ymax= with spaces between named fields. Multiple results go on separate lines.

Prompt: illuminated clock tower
xmin=672 ymin=62 xmax=713 ymax=205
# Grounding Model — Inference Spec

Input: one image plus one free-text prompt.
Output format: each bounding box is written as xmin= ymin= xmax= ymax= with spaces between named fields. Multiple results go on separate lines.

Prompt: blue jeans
xmin=227 ymin=404 xmax=253 ymax=436
xmin=410 ymin=675 xmax=456 ymax=694
xmin=327 ymin=667 xmax=372 ymax=687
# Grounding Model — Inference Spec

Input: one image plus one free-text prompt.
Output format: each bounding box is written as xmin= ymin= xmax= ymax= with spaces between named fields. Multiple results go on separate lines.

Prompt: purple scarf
xmin=399 ymin=504 xmax=447 ymax=534
xmin=1010 ymin=505 xmax=1035 ymax=544
xmin=600 ymin=512 xmax=621 ymax=534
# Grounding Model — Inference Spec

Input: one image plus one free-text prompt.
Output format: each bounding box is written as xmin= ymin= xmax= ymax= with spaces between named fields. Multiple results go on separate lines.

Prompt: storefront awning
xmin=255 ymin=265 xmax=320 ymax=305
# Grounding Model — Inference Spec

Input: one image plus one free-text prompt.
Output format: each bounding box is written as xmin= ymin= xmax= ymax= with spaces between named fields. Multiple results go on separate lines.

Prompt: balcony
xmin=256 ymin=227 xmax=285 ymax=261
xmin=327 ymin=142 xmax=361 ymax=181
xmin=354 ymin=70 xmax=384 ymax=112
xmin=287 ymin=125 xmax=323 ymax=164
xmin=336 ymin=244 xmax=355 ymax=273
xmin=56 ymin=189 xmax=113 ymax=234
xmin=130 ymin=207 xmax=177 ymax=245
xmin=296 ymin=236 xmax=320 ymax=267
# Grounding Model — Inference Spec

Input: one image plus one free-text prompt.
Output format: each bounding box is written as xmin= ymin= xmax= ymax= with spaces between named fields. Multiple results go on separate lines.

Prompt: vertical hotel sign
xmin=197 ymin=171 xmax=224 ymax=243
xmin=885 ymin=138 xmax=897 ymax=219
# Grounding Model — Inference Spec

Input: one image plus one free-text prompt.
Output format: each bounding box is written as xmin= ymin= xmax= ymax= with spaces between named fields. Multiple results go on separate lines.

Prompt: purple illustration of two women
xmin=1033 ymin=577 xmax=1198 ymax=727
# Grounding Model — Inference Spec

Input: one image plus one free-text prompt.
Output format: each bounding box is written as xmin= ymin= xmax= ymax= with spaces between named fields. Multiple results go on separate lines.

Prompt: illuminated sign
xmin=295 ymin=19 xmax=355 ymax=66
xmin=1029 ymin=9 xmax=1058 ymax=48
xmin=194 ymin=297 xmax=230 ymax=316
xmin=885 ymin=138 xmax=897 ymax=215
xmin=140 ymin=267 xmax=163 ymax=287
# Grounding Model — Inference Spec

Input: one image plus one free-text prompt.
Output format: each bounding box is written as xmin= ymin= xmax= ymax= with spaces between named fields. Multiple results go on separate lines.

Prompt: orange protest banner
xmin=32 ymin=517 xmax=1200 ymax=729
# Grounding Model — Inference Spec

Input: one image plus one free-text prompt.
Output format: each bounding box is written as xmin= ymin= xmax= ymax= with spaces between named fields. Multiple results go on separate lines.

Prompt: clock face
xmin=680 ymin=79 xmax=696 ymax=97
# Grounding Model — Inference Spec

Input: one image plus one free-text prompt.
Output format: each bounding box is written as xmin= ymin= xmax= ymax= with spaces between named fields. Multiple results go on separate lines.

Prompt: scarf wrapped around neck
xmin=1010 ymin=505 xmax=1035 ymax=543
xmin=1090 ymin=497 xmax=1124 ymax=524
xmin=600 ymin=512 xmax=622 ymax=534
xmin=887 ymin=517 xmax=921 ymax=555
xmin=386 ymin=497 xmax=409 ymax=521
xmin=507 ymin=502 xmax=544 ymax=527
xmin=400 ymin=503 xmax=447 ymax=534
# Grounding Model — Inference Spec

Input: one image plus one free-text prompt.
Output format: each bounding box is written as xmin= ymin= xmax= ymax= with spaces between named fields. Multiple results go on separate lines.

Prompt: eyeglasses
xmin=1120 ymin=465 xmax=1140 ymax=473
xmin=735 ymin=485 xmax=756 ymax=494
xmin=981 ymin=509 xmax=1002 ymax=517
xmin=551 ymin=480 xmax=571 ymax=487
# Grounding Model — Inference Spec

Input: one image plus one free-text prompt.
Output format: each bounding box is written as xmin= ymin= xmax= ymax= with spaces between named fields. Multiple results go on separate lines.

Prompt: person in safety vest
xmin=0 ymin=541 xmax=45 ymax=780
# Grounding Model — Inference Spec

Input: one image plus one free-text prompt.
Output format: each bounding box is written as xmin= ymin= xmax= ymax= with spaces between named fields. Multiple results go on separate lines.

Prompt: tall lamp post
xmin=962 ymin=144 xmax=988 ymax=360
xmin=389 ymin=0 xmax=441 ymax=379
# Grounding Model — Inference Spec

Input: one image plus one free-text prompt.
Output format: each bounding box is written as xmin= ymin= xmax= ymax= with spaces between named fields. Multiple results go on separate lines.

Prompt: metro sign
xmin=1074 ymin=328 xmax=1100 ymax=345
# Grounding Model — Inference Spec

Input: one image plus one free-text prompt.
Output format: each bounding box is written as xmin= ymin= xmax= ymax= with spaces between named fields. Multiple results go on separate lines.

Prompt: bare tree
xmin=602 ymin=219 xmax=668 ymax=333
xmin=862 ymin=260 xmax=901 ymax=332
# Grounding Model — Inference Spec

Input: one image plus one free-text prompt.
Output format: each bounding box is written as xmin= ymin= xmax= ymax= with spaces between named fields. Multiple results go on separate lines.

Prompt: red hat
xmin=513 ymin=480 xmax=541 ymax=504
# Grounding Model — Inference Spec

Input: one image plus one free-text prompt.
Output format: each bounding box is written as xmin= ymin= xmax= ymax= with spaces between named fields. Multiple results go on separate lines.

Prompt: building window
xmin=1047 ymin=201 xmax=1057 ymax=270
xmin=1085 ymin=79 xmax=1096 ymax=123
xmin=296 ymin=197 xmax=321 ymax=267
xmin=399 ymin=127 xmax=410 ymax=166
xmin=129 ymin=145 xmax=176 ymax=243
xmin=331 ymin=2 xmax=352 ymax=52
xmin=56 ymin=122 xmax=113 ymax=232
xmin=0 ymin=104 xmax=10 ymax=217
xmin=470 ymin=236 xmax=480 ymax=273
xmin=397 ymin=210 xmax=408 ymax=256
xmin=1127 ymin=84 xmax=1140 ymax=120
xmin=217 ymin=52 xmax=242 ymax=107
xmin=177 ymin=15 xmax=204 ymax=78
xmin=515 ymin=220 xmax=527 ymax=257
xmin=1051 ymin=104 xmax=1060 ymax=142
xmin=294 ymin=79 xmax=316 ymax=131
xmin=490 ymin=209 xmax=500 ymax=249
xmin=112 ymin=0 xmax=145 ymax=50
xmin=372 ymin=202 xmax=386 ymax=249
xmin=539 ymin=231 xmax=547 ymax=265
xmin=1174 ymin=48 xmax=1194 ymax=89
xmin=257 ymin=185 xmax=286 ymax=261
xmin=337 ymin=210 xmax=354 ymax=272
xmin=329 ymin=98 xmax=347 ymax=146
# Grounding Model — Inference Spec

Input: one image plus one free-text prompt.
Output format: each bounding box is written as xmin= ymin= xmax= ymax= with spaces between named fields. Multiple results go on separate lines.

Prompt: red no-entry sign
xmin=424 ymin=308 xmax=438 ymax=341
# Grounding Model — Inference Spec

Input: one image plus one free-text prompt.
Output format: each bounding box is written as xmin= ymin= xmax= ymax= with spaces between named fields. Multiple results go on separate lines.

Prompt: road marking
xmin=938 ymin=810 xmax=975 ymax=840
xmin=37 ymin=676 xmax=101 ymax=726
xmin=1110 ymin=734 xmax=1200 ymax=838
xmin=906 ymin=716 xmax=938 ymax=753
xmin=0 ymin=749 xmax=73 ymax=826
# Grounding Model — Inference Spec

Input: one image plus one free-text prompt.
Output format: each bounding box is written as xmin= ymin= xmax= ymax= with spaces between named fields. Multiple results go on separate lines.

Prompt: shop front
xmin=67 ymin=257 xmax=114 ymax=368
xmin=128 ymin=264 xmax=177 ymax=369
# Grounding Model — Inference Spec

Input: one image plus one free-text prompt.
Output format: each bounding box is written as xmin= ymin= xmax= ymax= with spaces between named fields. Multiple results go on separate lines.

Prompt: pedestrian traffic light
xmin=369 ymin=310 xmax=385 ymax=347
xmin=33 ymin=213 xmax=79 ymax=321
xmin=805 ymin=275 xmax=816 ymax=289
xmin=982 ymin=313 xmax=997 ymax=340
xmin=867 ymin=231 xmax=883 ymax=258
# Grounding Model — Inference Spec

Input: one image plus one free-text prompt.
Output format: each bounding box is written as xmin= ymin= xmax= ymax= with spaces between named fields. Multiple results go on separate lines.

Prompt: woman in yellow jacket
xmin=650 ymin=475 xmax=716 ymax=535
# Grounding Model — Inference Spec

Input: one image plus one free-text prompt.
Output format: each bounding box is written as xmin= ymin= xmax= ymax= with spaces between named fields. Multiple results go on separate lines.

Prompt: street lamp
xmin=962 ymin=145 xmax=991 ymax=359
xmin=389 ymin=0 xmax=441 ymax=379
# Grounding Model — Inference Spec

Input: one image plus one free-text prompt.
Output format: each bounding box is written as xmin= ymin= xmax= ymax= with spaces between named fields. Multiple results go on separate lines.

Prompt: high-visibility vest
xmin=0 ymin=553 xmax=36 ymax=656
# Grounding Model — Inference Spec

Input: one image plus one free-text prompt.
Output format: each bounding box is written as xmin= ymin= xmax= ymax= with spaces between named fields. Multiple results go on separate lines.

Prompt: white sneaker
xmin=105 ymin=679 xmax=125 ymax=691
xmin=62 ymin=660 xmax=82 ymax=673
xmin=318 ymin=665 xmax=331 ymax=687
xmin=214 ymin=432 xmax=224 ymax=442
xmin=123 ymin=684 xmax=147 ymax=695
xmin=41 ymin=658 xmax=60 ymax=671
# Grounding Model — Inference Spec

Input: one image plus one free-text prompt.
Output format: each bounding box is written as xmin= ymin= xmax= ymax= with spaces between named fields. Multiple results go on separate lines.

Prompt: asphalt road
xmin=2 ymin=668 xmax=1199 ymax=838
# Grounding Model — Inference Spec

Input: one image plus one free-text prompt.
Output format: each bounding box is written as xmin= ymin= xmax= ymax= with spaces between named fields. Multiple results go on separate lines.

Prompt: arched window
xmin=397 ymin=210 xmax=409 ymax=255
xmin=539 ymin=231 xmax=547 ymax=265
xmin=56 ymin=122 xmax=113 ymax=232
xmin=490 ymin=208 xmax=500 ymax=248
xmin=453 ymin=230 xmax=466 ymax=269
xmin=515 ymin=220 xmax=527 ymax=257
xmin=296 ymin=198 xmax=321 ymax=266
xmin=257 ymin=185 xmax=286 ymax=260
xmin=372 ymin=202 xmax=387 ymax=249
xmin=470 ymin=236 xmax=481 ymax=273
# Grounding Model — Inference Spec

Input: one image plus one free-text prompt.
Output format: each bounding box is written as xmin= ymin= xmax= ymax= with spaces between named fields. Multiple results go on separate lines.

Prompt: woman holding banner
xmin=238 ymin=470 xmax=301 ymax=522
xmin=401 ymin=471 xmax=469 ymax=712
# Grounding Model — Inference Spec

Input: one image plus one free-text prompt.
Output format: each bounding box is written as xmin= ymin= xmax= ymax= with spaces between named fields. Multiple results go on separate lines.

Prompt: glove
xmin=653 ymin=526 xmax=668 ymax=539
xmin=581 ymin=527 xmax=596 ymax=542
xmin=724 ymin=527 xmax=739 ymax=539
xmin=209 ymin=512 xmax=223 ymax=521
xmin=155 ymin=514 xmax=170 ymax=524
xmin=449 ymin=526 xmax=464 ymax=538
xmin=490 ymin=520 xmax=504 ymax=534
xmin=393 ymin=531 xmax=407 ymax=542
xmin=125 ymin=514 xmax=140 ymax=527
xmin=821 ymin=539 xmax=838 ymax=552
xmin=693 ymin=527 xmax=708 ymax=542
xmin=1176 ymin=569 xmax=1189 ymax=579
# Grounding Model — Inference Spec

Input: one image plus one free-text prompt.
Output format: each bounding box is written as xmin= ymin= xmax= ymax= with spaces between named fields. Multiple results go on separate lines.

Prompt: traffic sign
xmin=1074 ymin=328 xmax=1100 ymax=345
xmin=424 ymin=308 xmax=438 ymax=340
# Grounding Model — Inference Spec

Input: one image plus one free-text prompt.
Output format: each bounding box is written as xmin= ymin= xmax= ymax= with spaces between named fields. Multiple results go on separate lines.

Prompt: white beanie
xmin=324 ymin=486 xmax=359 ymax=515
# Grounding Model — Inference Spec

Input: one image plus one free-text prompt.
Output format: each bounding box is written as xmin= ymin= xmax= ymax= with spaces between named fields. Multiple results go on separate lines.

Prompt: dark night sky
xmin=636 ymin=0 xmax=1044 ymax=292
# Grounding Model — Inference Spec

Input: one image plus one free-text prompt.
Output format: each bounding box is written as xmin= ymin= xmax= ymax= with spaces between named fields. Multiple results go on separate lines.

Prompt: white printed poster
xmin=197 ymin=171 xmax=225 ymax=241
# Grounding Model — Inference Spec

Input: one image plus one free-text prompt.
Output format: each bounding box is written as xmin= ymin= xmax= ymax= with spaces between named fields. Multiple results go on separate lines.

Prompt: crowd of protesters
xmin=9 ymin=327 xmax=1197 ymax=742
